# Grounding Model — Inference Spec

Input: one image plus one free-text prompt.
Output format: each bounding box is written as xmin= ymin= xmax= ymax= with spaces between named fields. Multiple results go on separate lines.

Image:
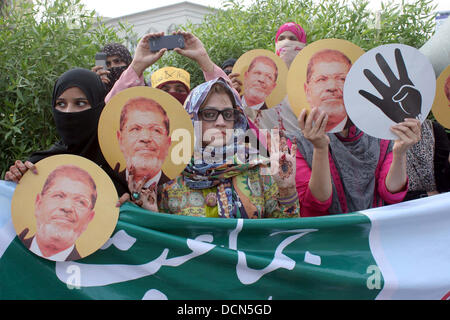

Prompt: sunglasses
xmin=198 ymin=108 xmax=241 ymax=122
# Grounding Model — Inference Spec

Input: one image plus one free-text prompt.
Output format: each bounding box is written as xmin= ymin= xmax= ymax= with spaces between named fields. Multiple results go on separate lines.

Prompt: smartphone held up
xmin=149 ymin=34 xmax=185 ymax=52
xmin=95 ymin=52 xmax=107 ymax=69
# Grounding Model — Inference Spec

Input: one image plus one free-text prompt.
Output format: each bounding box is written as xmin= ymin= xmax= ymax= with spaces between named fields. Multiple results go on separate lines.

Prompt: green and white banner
xmin=1 ymin=180 xmax=449 ymax=300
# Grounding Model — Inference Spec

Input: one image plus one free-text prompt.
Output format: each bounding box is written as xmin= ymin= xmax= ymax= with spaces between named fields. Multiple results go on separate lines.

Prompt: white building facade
xmin=102 ymin=1 xmax=218 ymax=50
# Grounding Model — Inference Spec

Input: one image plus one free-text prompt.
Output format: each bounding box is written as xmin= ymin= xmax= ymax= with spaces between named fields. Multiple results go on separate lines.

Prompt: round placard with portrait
xmin=343 ymin=43 xmax=436 ymax=140
xmin=431 ymin=65 xmax=450 ymax=129
xmin=287 ymin=39 xmax=365 ymax=133
xmin=98 ymin=87 xmax=194 ymax=185
xmin=232 ymin=49 xmax=288 ymax=109
xmin=11 ymin=154 xmax=119 ymax=261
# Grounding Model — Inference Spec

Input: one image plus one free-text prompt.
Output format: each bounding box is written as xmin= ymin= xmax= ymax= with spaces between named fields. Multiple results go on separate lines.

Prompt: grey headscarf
xmin=288 ymin=126 xmax=392 ymax=214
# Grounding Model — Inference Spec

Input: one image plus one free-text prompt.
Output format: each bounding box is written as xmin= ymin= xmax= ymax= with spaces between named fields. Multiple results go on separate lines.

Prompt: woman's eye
xmin=55 ymin=101 xmax=66 ymax=108
xmin=223 ymin=111 xmax=233 ymax=119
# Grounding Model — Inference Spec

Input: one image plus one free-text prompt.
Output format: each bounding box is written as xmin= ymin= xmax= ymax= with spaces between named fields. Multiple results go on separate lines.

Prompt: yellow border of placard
xmin=431 ymin=65 xmax=450 ymax=129
xmin=98 ymin=86 xmax=194 ymax=180
xmin=11 ymin=154 xmax=119 ymax=261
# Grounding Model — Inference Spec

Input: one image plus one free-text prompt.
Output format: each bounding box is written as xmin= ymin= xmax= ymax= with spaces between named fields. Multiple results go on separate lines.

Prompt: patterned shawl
xmin=406 ymin=119 xmax=436 ymax=192
xmin=181 ymin=77 xmax=267 ymax=217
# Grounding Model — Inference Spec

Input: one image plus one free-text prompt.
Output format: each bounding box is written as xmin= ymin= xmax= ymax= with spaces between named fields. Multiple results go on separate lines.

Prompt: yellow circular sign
xmin=287 ymin=39 xmax=365 ymax=132
xmin=98 ymin=87 xmax=194 ymax=181
xmin=232 ymin=49 xmax=288 ymax=109
xmin=431 ymin=65 xmax=450 ymax=129
xmin=11 ymin=155 xmax=119 ymax=261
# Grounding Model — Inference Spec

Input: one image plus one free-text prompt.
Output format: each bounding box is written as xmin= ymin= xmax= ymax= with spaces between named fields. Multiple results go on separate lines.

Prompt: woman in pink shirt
xmin=290 ymin=108 xmax=422 ymax=217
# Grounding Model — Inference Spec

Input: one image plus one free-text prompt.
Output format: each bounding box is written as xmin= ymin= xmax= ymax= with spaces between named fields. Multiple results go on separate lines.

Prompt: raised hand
xmin=172 ymin=31 xmax=214 ymax=73
xmin=391 ymin=118 xmax=421 ymax=155
xmin=130 ymin=32 xmax=167 ymax=77
xmin=4 ymin=160 xmax=38 ymax=183
xmin=172 ymin=31 xmax=206 ymax=60
xmin=228 ymin=72 xmax=242 ymax=94
xmin=359 ymin=48 xmax=421 ymax=123
xmin=270 ymin=132 xmax=297 ymax=195
xmin=298 ymin=108 xmax=330 ymax=150
xmin=91 ymin=65 xmax=110 ymax=85
xmin=127 ymin=168 xmax=158 ymax=212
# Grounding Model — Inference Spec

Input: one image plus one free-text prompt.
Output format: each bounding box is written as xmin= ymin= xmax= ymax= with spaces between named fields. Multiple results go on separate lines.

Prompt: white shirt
xmin=328 ymin=115 xmax=348 ymax=133
xmin=30 ymin=236 xmax=74 ymax=261
xmin=242 ymin=96 xmax=265 ymax=110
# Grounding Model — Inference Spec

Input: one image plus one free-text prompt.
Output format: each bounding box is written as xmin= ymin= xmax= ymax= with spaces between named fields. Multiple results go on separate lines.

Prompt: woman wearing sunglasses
xmin=130 ymin=77 xmax=300 ymax=219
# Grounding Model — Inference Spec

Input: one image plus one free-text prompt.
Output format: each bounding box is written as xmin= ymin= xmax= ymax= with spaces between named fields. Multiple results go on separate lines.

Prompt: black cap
xmin=221 ymin=58 xmax=237 ymax=70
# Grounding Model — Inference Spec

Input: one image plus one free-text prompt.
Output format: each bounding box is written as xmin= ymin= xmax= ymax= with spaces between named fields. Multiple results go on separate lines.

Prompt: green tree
xmin=154 ymin=0 xmax=436 ymax=87
xmin=0 ymin=0 xmax=131 ymax=177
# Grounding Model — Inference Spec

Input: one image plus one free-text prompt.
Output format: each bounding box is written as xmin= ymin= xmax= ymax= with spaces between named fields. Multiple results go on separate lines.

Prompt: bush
xmin=154 ymin=0 xmax=436 ymax=87
xmin=0 ymin=0 xmax=131 ymax=177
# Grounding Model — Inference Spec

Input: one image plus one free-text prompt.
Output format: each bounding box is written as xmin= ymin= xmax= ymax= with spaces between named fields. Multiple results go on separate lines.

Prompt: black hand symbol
xmin=359 ymin=48 xmax=421 ymax=123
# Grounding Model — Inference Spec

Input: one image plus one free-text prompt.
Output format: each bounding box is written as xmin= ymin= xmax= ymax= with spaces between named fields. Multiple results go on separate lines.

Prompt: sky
xmin=80 ymin=0 xmax=450 ymax=19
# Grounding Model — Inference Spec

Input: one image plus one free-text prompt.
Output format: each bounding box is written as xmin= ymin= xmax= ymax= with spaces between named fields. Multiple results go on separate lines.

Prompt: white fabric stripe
xmin=0 ymin=181 xmax=17 ymax=258
xmin=362 ymin=192 xmax=450 ymax=300
xmin=0 ymin=218 xmax=15 ymax=259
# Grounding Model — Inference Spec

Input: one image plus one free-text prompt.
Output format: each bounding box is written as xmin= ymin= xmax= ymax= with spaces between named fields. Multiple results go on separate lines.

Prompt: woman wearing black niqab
xmin=5 ymin=68 xmax=128 ymax=196
xmin=29 ymin=68 xmax=106 ymax=163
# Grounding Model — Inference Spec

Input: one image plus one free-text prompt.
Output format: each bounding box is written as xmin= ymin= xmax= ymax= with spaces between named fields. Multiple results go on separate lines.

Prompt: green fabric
xmin=0 ymin=202 xmax=381 ymax=300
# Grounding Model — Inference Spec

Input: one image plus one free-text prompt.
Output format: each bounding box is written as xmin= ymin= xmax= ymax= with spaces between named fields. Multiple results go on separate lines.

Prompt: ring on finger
xmin=132 ymin=192 xmax=140 ymax=200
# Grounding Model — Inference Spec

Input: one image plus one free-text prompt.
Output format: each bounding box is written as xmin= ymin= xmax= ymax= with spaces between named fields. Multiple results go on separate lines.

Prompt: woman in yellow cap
xmin=150 ymin=66 xmax=190 ymax=104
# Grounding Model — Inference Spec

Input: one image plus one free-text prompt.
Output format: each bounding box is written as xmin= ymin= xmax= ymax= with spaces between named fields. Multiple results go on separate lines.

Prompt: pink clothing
xmin=294 ymin=135 xmax=407 ymax=217
xmin=105 ymin=63 xmax=233 ymax=103
xmin=105 ymin=66 xmax=145 ymax=103
xmin=275 ymin=22 xmax=307 ymax=44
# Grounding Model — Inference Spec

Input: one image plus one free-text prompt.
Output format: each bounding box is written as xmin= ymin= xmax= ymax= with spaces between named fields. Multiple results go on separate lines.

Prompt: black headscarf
xmin=29 ymin=68 xmax=105 ymax=162
xmin=221 ymin=58 xmax=237 ymax=70
xmin=28 ymin=68 xmax=129 ymax=195
xmin=101 ymin=43 xmax=132 ymax=66
xmin=101 ymin=43 xmax=133 ymax=92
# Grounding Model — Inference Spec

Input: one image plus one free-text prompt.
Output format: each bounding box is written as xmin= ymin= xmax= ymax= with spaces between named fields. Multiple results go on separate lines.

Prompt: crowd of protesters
xmin=4 ymin=23 xmax=450 ymax=219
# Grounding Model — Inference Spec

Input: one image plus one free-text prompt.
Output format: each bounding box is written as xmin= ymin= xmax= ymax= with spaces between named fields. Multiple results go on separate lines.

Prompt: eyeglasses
xmin=198 ymin=108 xmax=241 ymax=122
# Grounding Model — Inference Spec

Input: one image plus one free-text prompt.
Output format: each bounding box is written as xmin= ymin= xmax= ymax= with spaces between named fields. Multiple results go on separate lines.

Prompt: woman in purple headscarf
xmin=124 ymin=77 xmax=300 ymax=219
